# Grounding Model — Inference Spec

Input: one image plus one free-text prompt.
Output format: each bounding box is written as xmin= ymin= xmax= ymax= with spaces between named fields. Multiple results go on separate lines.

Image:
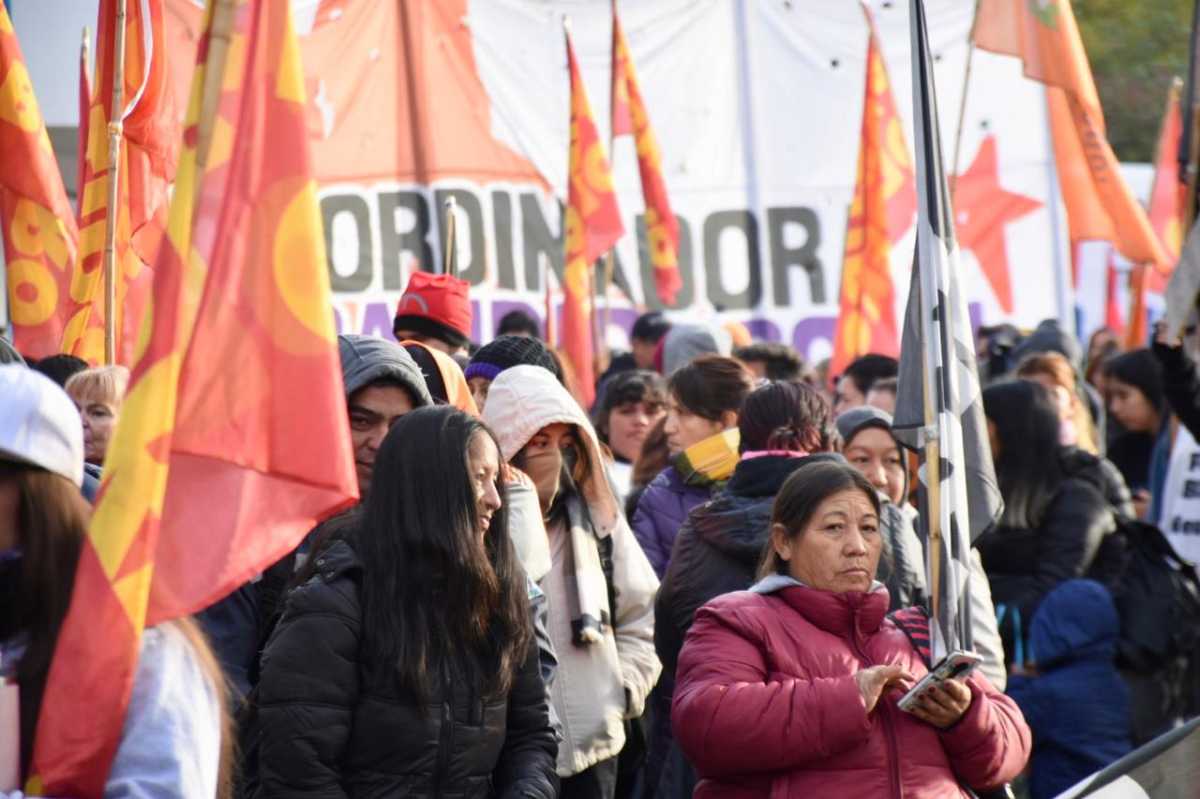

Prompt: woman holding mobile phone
xmin=671 ymin=461 xmax=1031 ymax=798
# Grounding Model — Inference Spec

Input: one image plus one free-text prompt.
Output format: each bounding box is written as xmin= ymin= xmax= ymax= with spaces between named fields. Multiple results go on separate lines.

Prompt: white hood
xmin=483 ymin=365 xmax=620 ymax=533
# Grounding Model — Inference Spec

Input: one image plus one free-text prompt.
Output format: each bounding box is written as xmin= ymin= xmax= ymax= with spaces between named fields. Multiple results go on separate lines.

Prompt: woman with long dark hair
xmin=1103 ymin=349 xmax=1166 ymax=518
xmin=0 ymin=365 xmax=231 ymax=797
xmin=254 ymin=406 xmax=558 ymax=797
xmin=975 ymin=380 xmax=1118 ymax=666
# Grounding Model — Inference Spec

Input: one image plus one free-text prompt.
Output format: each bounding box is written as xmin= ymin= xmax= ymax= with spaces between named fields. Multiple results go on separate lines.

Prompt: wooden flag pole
xmin=949 ymin=0 xmax=981 ymax=204
xmin=193 ymin=0 xmax=238 ymax=189
xmin=543 ymin=252 xmax=557 ymax=348
xmin=101 ymin=0 xmax=129 ymax=365
xmin=442 ymin=196 xmax=458 ymax=277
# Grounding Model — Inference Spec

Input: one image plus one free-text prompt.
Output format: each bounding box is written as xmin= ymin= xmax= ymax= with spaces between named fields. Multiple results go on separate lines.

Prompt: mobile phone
xmin=897 ymin=650 xmax=982 ymax=713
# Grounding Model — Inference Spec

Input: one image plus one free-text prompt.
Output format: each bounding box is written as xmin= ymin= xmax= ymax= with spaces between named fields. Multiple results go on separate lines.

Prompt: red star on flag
xmin=953 ymin=135 xmax=1042 ymax=314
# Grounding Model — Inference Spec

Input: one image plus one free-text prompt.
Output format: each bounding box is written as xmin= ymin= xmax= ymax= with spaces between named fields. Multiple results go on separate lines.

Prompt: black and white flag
xmin=893 ymin=0 xmax=1004 ymax=662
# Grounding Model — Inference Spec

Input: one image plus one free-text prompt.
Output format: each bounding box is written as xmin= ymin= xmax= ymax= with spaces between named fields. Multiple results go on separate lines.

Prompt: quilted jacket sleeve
xmin=631 ymin=476 xmax=677 ymax=579
xmin=493 ymin=636 xmax=560 ymax=799
xmin=938 ymin=673 xmax=1032 ymax=792
xmin=611 ymin=517 xmax=663 ymax=719
xmin=672 ymin=602 xmax=872 ymax=777
xmin=255 ymin=576 xmax=360 ymax=798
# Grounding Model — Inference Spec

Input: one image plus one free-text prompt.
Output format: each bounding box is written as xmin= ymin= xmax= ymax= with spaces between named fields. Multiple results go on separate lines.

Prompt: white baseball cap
xmin=0 ymin=364 xmax=84 ymax=487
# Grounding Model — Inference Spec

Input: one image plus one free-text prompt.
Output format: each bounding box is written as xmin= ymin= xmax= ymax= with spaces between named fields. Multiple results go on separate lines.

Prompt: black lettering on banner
xmin=768 ymin=207 xmax=824 ymax=305
xmin=492 ymin=190 xmax=517 ymax=290
xmin=521 ymin=192 xmax=564 ymax=292
xmin=321 ymin=193 xmax=373 ymax=293
xmin=704 ymin=210 xmax=762 ymax=311
xmin=1185 ymin=479 xmax=1200 ymax=500
xmin=636 ymin=213 xmax=694 ymax=311
xmin=435 ymin=188 xmax=486 ymax=285
xmin=378 ymin=190 xmax=433 ymax=289
xmin=1190 ymin=452 xmax=1200 ymax=471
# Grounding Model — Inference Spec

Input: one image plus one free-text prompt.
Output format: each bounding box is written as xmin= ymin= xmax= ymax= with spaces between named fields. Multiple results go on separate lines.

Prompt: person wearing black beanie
xmin=465 ymin=335 xmax=562 ymax=411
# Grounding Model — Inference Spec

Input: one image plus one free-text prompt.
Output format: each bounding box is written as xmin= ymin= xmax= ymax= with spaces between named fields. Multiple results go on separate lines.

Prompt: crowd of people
xmin=2 ymin=268 xmax=1200 ymax=798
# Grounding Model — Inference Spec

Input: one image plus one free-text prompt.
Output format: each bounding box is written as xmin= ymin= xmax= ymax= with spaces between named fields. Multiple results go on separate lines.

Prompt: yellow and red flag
xmin=611 ymin=3 xmax=681 ymax=306
xmin=77 ymin=27 xmax=93 ymax=218
xmin=974 ymin=0 xmax=1167 ymax=275
xmin=63 ymin=0 xmax=179 ymax=364
xmin=0 ymin=4 xmax=80 ymax=359
xmin=564 ymin=25 xmax=624 ymax=406
xmin=28 ymin=2 xmax=358 ymax=794
xmin=830 ymin=10 xmax=915 ymax=379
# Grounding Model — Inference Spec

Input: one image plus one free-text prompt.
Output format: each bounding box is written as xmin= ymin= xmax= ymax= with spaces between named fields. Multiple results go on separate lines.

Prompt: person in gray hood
xmin=338 ymin=333 xmax=433 ymax=496
xmin=199 ymin=334 xmax=433 ymax=698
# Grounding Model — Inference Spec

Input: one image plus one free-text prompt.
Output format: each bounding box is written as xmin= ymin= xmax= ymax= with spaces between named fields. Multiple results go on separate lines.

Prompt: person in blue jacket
xmin=1007 ymin=579 xmax=1132 ymax=799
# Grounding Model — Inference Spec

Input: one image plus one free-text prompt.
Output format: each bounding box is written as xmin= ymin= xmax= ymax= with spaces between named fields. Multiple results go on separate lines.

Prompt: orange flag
xmin=1146 ymin=78 xmax=1183 ymax=292
xmin=0 ymin=5 xmax=80 ymax=359
xmin=611 ymin=3 xmax=682 ymax=306
xmin=63 ymin=0 xmax=178 ymax=365
xmin=564 ymin=24 xmax=624 ymax=406
xmin=974 ymin=0 xmax=1167 ymax=273
xmin=28 ymin=2 xmax=357 ymax=794
xmin=830 ymin=10 xmax=915 ymax=380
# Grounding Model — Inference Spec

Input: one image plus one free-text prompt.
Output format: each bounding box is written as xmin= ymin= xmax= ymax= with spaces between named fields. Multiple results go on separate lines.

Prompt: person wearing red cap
xmin=393 ymin=271 xmax=474 ymax=357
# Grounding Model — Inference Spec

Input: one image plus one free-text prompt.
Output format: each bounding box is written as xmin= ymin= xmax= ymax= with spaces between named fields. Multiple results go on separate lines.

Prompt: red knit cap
xmin=393 ymin=272 xmax=473 ymax=349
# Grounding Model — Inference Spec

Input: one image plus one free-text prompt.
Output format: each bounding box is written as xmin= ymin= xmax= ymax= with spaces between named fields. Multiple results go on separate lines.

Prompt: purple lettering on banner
xmin=745 ymin=318 xmax=782 ymax=342
xmin=792 ymin=316 xmax=835 ymax=361
xmin=969 ymin=302 xmax=983 ymax=336
xmin=363 ymin=302 xmax=398 ymax=341
xmin=471 ymin=300 xmax=482 ymax=343
xmin=333 ymin=306 xmax=344 ymax=335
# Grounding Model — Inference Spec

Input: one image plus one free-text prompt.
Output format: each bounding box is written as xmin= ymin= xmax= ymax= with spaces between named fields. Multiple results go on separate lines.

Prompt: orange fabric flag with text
xmin=974 ymin=0 xmax=1167 ymax=274
xmin=611 ymin=4 xmax=682 ymax=306
xmin=564 ymin=26 xmax=624 ymax=407
xmin=63 ymin=0 xmax=178 ymax=364
xmin=830 ymin=11 xmax=915 ymax=380
xmin=0 ymin=5 xmax=80 ymax=359
xmin=28 ymin=2 xmax=358 ymax=794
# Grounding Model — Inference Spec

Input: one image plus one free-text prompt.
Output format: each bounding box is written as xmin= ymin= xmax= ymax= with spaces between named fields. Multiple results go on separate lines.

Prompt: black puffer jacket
xmin=254 ymin=540 xmax=558 ymax=799
xmin=976 ymin=459 xmax=1117 ymax=663
xmin=1060 ymin=446 xmax=1134 ymax=518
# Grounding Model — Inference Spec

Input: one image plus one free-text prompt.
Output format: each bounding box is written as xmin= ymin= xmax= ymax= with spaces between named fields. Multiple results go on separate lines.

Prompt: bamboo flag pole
xmin=442 ymin=196 xmax=458 ymax=277
xmin=101 ymin=0 xmax=129 ymax=365
xmin=193 ymin=0 xmax=237 ymax=187
xmin=543 ymin=252 xmax=557 ymax=348
xmin=949 ymin=0 xmax=981 ymax=205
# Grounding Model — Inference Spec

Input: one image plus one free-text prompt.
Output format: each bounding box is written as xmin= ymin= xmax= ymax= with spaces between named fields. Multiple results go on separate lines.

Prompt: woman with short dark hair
xmin=592 ymin=370 xmax=666 ymax=505
xmin=672 ymin=460 xmax=1031 ymax=797
xmin=630 ymin=355 xmax=755 ymax=578
xmin=255 ymin=406 xmax=558 ymax=798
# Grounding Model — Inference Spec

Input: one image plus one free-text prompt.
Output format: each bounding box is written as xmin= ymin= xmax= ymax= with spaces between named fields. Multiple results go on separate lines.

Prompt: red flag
xmin=77 ymin=26 xmax=92 ymax=218
xmin=28 ymin=2 xmax=357 ymax=794
xmin=564 ymin=25 xmax=624 ymax=406
xmin=1105 ymin=253 xmax=1125 ymax=336
xmin=0 ymin=4 xmax=80 ymax=359
xmin=611 ymin=5 xmax=682 ymax=306
xmin=63 ymin=0 xmax=179 ymax=365
xmin=1146 ymin=78 xmax=1183 ymax=294
xmin=830 ymin=10 xmax=914 ymax=379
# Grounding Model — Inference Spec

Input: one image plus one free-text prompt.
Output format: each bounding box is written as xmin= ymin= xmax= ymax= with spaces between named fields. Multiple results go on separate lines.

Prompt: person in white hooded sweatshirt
xmin=483 ymin=365 xmax=661 ymax=799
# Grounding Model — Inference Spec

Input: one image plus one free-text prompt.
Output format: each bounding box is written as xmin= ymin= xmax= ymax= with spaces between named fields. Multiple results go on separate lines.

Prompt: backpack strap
xmin=888 ymin=606 xmax=932 ymax=669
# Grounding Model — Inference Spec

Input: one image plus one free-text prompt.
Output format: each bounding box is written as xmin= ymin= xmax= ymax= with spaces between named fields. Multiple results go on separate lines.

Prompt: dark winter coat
xmin=1153 ymin=340 xmax=1200 ymax=440
xmin=672 ymin=577 xmax=1031 ymax=798
xmin=630 ymin=465 xmax=714 ymax=579
xmin=254 ymin=540 xmax=559 ymax=799
xmin=976 ymin=457 xmax=1117 ymax=664
xmin=1059 ymin=447 xmax=1134 ymax=519
xmin=1008 ymin=579 xmax=1132 ymax=799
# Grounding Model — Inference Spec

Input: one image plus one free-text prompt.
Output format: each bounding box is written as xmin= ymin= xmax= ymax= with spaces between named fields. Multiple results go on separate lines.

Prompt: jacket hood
xmin=691 ymin=454 xmax=845 ymax=566
xmin=660 ymin=323 xmax=731 ymax=375
xmin=749 ymin=574 xmax=890 ymax=635
xmin=1012 ymin=319 xmax=1083 ymax=370
xmin=338 ymin=334 xmax=433 ymax=406
xmin=483 ymin=364 xmax=621 ymax=531
xmin=1029 ymin=579 xmax=1119 ymax=668
xmin=402 ymin=339 xmax=479 ymax=416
